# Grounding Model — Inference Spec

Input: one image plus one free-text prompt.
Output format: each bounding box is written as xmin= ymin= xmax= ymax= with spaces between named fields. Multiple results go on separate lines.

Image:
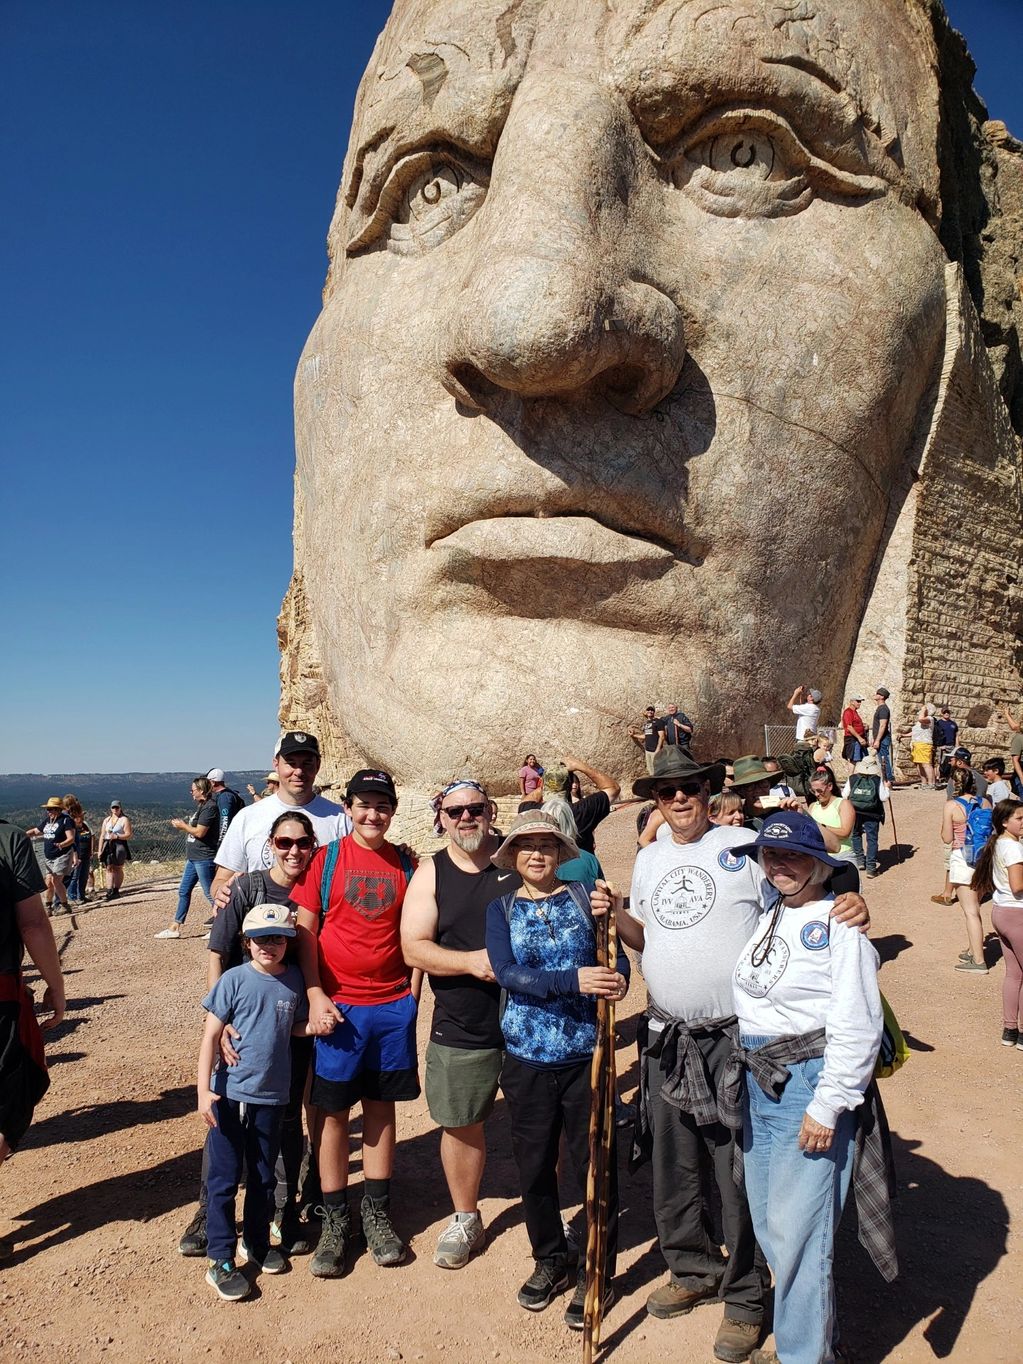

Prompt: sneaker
xmin=310 ymin=1203 xmax=353 ymax=1278
xmin=51 ymin=904 xmax=71 ymax=916
xmin=865 ymin=868 xmax=880 ymax=878
xmin=930 ymin=894 xmax=956 ymax=905
xmin=959 ymin=949 xmax=974 ymax=962
xmin=361 ymin=1195 xmax=406 ymax=1266
xmin=854 ymin=859 xmax=866 ymax=871
xmin=714 ymin=1316 xmax=763 ymax=1362
xmin=273 ymin=1206 xmax=312 ymax=1256
xmin=1001 ymin=1027 xmax=1020 ymax=1047
xmin=239 ymin=1242 xmax=287 ymax=1274
xmin=564 ymin=1266 xmax=615 ymax=1330
xmin=178 ymin=1207 xmax=208 ymax=1257
xmin=205 ymin=1258 xmax=249 ymax=1301
xmin=433 ymin=1212 xmax=485 ymax=1269
xmin=154 ymin=928 xmax=181 ymax=939
xmin=517 ymin=1254 xmax=571 ymax=1310
xmin=646 ymin=1277 xmax=720 ymax=1319
xmin=955 ymin=957 xmax=987 ymax=972
xmin=204 ymin=915 xmax=216 ymax=926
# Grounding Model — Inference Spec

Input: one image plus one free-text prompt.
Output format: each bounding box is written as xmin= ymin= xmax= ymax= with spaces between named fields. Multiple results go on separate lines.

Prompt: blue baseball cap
xmin=729 ymin=809 xmax=846 ymax=869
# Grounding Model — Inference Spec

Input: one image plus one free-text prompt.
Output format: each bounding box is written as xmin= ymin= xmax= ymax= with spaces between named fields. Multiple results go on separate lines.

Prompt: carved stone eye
xmin=402 ymin=164 xmax=462 ymax=221
xmin=706 ymin=134 xmax=776 ymax=180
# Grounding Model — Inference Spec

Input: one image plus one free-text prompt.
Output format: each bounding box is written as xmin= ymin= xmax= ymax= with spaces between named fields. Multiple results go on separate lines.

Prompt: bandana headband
xmin=430 ymin=780 xmax=488 ymax=834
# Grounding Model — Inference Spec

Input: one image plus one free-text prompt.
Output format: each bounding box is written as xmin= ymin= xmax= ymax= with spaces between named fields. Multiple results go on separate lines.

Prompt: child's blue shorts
xmin=311 ymin=992 xmax=420 ymax=1112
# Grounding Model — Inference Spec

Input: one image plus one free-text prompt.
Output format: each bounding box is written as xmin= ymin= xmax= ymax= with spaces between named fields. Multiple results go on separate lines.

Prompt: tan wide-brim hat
xmin=491 ymin=811 xmax=580 ymax=871
xmin=633 ymin=749 xmax=726 ymax=799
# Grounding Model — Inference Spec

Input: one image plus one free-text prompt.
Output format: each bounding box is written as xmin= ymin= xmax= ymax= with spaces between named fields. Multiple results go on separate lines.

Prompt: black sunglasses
xmin=253 ymin=934 xmax=288 ymax=946
xmin=653 ymin=780 xmax=704 ymax=801
xmin=273 ymin=835 xmax=314 ymax=851
xmin=441 ymin=802 xmax=487 ymax=821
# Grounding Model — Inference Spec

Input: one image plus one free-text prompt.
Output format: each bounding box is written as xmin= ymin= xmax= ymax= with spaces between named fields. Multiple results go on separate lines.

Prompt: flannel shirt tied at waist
xmin=629 ymin=1003 xmax=738 ymax=1172
xmin=720 ymin=1028 xmax=899 ymax=1283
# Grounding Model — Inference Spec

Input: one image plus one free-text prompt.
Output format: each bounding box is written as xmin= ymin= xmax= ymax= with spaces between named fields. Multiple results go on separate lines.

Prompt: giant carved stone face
xmin=291 ymin=0 xmax=950 ymax=785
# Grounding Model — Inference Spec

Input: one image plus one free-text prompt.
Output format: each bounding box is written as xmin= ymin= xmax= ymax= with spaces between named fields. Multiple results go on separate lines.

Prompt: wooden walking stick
xmin=583 ymin=886 xmax=617 ymax=1364
xmin=886 ymin=790 xmax=903 ymax=864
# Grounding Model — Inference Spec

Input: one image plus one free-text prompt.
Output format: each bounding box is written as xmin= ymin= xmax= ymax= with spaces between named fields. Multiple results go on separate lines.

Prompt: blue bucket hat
xmin=728 ymin=809 xmax=846 ymax=869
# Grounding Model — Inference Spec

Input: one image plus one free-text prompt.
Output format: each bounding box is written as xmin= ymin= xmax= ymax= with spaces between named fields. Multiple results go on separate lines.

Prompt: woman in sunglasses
xmin=485 ymin=812 xmax=629 ymax=1326
xmin=204 ymin=811 xmax=320 ymax=1255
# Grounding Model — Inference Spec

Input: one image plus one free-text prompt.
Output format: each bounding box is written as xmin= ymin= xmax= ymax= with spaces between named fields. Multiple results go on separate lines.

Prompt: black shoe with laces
xmin=564 ymin=1265 xmax=616 ymax=1329
xmin=310 ymin=1203 xmax=353 ymax=1278
xmin=178 ymin=1207 xmax=208 ymax=1257
xmin=517 ymin=1254 xmax=572 ymax=1311
xmin=1001 ymin=1027 xmax=1020 ymax=1047
xmin=275 ymin=1205 xmax=312 ymax=1256
xmin=361 ymin=1195 xmax=407 ymax=1266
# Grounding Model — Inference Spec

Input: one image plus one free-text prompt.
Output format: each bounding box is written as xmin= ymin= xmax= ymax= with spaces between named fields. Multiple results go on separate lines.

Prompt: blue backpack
xmin=317 ymin=838 xmax=416 ymax=927
xmin=955 ymin=797 xmax=993 ymax=867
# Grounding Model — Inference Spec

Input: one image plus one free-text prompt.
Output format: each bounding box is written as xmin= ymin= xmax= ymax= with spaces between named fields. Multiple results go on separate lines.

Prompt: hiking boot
xmin=564 ymin=1265 xmax=616 ymax=1330
xmin=239 ymin=1242 xmax=287 ymax=1274
xmin=517 ymin=1254 xmax=572 ymax=1311
xmin=750 ymin=1352 xmax=780 ymax=1364
xmin=714 ymin=1316 xmax=763 ymax=1362
xmin=310 ymin=1203 xmax=353 ymax=1278
xmin=955 ymin=957 xmax=987 ymax=972
xmin=178 ymin=1207 xmax=208 ymax=1257
xmin=361 ymin=1194 xmax=407 ymax=1266
xmin=274 ymin=1206 xmax=312 ymax=1256
xmin=433 ymin=1212 xmax=485 ymax=1269
xmin=1001 ymin=1027 xmax=1020 ymax=1047
xmin=205 ymin=1258 xmax=249 ymax=1301
xmin=646 ymin=1277 xmax=720 ymax=1319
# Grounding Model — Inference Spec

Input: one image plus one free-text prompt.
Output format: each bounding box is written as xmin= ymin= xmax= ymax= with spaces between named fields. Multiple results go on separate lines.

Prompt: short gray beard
xmin=450 ymin=825 xmax=489 ymax=853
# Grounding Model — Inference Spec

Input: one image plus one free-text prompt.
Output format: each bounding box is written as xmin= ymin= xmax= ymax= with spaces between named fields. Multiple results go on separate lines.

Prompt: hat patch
xmin=294 ymin=733 xmax=307 ymax=744
xmin=800 ymin=921 xmax=830 ymax=951
xmin=763 ymin=822 xmax=793 ymax=839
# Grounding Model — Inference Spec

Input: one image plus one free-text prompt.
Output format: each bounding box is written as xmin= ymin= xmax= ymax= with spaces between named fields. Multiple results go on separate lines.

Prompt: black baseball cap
xmin=345 ymin=768 xmax=397 ymax=803
xmin=275 ymin=730 xmax=321 ymax=759
xmin=952 ymin=746 xmax=972 ymax=762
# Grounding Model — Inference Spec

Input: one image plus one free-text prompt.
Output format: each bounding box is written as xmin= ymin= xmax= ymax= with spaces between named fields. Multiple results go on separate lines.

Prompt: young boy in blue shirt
xmin=197 ymin=903 xmax=322 ymax=1300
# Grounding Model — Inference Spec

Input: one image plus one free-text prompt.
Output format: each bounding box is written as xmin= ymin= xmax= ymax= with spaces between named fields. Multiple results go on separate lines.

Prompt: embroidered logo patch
xmin=718 ymin=849 xmax=746 ymax=872
xmin=800 ymin=921 xmax=830 ymax=950
xmin=762 ymin=821 xmax=792 ymax=839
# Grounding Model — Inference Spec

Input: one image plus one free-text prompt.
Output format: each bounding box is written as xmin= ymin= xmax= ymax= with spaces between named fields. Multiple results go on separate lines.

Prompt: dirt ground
xmin=3 ymin=789 xmax=1020 ymax=1363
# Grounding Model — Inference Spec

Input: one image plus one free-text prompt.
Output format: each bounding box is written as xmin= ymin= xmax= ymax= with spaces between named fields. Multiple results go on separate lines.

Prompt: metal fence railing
xmin=762 ymin=724 xmax=838 ymax=757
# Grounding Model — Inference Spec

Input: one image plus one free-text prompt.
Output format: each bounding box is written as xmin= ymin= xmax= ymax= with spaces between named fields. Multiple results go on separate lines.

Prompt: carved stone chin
xmin=281 ymin=0 xmax=1023 ymax=791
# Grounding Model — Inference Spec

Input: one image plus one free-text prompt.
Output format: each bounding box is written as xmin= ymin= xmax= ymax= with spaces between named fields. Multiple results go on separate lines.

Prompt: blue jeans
xmin=174 ymin=858 xmax=216 ymax=925
xmin=66 ymin=861 xmax=88 ymax=901
xmin=205 ymin=1096 xmax=284 ymax=1262
xmin=742 ymin=1047 xmax=855 ymax=1364
xmin=876 ymin=736 xmax=893 ymax=783
xmin=851 ymin=817 xmax=879 ymax=871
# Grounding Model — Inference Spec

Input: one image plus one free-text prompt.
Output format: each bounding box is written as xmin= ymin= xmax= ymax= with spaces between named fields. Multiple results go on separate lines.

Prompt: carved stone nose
xmin=441 ymin=74 xmax=686 ymax=414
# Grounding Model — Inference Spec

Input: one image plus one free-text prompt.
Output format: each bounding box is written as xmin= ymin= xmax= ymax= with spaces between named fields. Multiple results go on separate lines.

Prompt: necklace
xmin=520 ymin=881 xmax=563 ymax=941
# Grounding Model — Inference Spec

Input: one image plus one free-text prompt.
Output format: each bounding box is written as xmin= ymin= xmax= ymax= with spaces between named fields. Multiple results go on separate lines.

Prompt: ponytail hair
xmin=972 ymin=799 xmax=1021 ymax=901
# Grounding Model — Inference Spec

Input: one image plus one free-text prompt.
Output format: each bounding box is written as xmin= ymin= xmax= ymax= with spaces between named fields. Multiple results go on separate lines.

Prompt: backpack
xmin=776 ymin=744 xmax=818 ymax=800
xmin=848 ymin=773 xmax=885 ymax=823
xmin=875 ymin=992 xmax=910 ymax=1078
xmin=955 ymin=797 xmax=993 ymax=867
xmin=317 ymin=838 xmax=416 ymax=928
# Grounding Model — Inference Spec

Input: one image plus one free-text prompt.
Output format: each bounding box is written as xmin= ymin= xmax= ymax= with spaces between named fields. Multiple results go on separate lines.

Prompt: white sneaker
xmin=154 ymin=928 xmax=181 ymax=939
xmin=433 ymin=1212 xmax=485 ymax=1269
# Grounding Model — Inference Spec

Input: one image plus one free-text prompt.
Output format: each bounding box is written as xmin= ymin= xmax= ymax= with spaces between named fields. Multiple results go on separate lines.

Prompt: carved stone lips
xmin=431 ymin=514 xmax=676 ymax=566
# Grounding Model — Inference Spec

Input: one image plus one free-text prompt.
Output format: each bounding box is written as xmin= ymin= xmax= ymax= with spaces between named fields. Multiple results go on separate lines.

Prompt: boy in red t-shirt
xmin=293 ymin=769 xmax=419 ymax=1278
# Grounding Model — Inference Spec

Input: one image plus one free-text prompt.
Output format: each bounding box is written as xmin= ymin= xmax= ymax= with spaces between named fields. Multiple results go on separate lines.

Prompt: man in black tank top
xmin=402 ymin=780 xmax=520 ymax=1270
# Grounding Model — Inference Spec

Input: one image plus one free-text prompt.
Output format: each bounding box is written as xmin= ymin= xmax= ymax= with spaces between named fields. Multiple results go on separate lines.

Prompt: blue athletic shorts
xmin=311 ymin=992 xmax=420 ymax=1112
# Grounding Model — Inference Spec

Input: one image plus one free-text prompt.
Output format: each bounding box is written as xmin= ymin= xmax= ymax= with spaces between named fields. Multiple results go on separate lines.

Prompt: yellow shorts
xmin=911 ymin=741 xmax=933 ymax=765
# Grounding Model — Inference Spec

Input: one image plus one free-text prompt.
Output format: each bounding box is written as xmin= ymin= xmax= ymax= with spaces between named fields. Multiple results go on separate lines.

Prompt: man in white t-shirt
xmin=787 ymin=684 xmax=822 ymax=741
xmin=593 ymin=748 xmax=867 ymax=1364
xmin=212 ymin=731 xmax=352 ymax=895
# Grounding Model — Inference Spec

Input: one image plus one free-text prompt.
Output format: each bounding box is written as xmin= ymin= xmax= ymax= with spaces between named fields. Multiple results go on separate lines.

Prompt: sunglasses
xmin=653 ymin=780 xmax=704 ymax=801
xmin=441 ymin=802 xmax=487 ymax=821
xmin=273 ymin=835 xmax=314 ymax=851
xmin=253 ymin=934 xmax=288 ymax=946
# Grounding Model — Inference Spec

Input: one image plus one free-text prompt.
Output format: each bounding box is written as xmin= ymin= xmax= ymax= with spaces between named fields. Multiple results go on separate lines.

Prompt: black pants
xmin=501 ymin=1054 xmax=618 ymax=1272
xmin=647 ymin=1030 xmax=763 ymax=1323
xmin=200 ymin=1034 xmax=313 ymax=1211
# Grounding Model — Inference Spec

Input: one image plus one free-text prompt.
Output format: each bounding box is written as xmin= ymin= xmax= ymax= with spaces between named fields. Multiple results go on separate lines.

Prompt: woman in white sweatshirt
xmin=728 ymin=811 xmax=883 ymax=1364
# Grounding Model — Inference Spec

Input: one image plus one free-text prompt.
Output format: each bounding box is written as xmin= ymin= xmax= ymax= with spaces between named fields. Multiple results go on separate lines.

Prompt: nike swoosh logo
xmin=497 ymin=874 xmax=512 ymax=882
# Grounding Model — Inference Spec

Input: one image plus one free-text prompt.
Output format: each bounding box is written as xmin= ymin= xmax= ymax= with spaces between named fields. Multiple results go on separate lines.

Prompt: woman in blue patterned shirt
xmin=485 ymin=812 xmax=629 ymax=1326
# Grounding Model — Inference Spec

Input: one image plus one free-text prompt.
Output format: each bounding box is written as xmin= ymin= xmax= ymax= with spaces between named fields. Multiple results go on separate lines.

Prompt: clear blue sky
xmin=2 ymin=1 xmax=1020 ymax=774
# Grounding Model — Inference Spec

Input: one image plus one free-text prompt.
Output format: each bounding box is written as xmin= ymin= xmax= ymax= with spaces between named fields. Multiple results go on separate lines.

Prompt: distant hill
xmin=0 ymin=771 xmax=267 ymax=812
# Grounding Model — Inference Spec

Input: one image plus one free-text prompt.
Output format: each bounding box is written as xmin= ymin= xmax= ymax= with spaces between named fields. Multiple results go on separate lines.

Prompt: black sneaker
xmin=361 ymin=1195 xmax=407 ymax=1266
xmin=273 ymin=1206 xmax=312 ymax=1256
xmin=310 ymin=1204 xmax=353 ymax=1278
xmin=240 ymin=1242 xmax=288 ymax=1274
xmin=564 ymin=1267 xmax=616 ymax=1330
xmin=178 ymin=1207 xmax=208 ymax=1257
xmin=205 ymin=1258 xmax=249 ymax=1301
xmin=1001 ymin=1027 xmax=1020 ymax=1047
xmin=517 ymin=1254 xmax=572 ymax=1311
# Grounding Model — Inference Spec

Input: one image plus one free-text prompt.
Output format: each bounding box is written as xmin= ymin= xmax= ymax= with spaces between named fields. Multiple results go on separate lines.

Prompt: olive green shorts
xmin=425 ymin=1041 xmax=503 ymax=1129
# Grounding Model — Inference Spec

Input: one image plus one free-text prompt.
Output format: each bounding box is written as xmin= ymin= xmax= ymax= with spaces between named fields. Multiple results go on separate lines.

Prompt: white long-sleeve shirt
xmin=733 ymin=895 xmax=882 ymax=1128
